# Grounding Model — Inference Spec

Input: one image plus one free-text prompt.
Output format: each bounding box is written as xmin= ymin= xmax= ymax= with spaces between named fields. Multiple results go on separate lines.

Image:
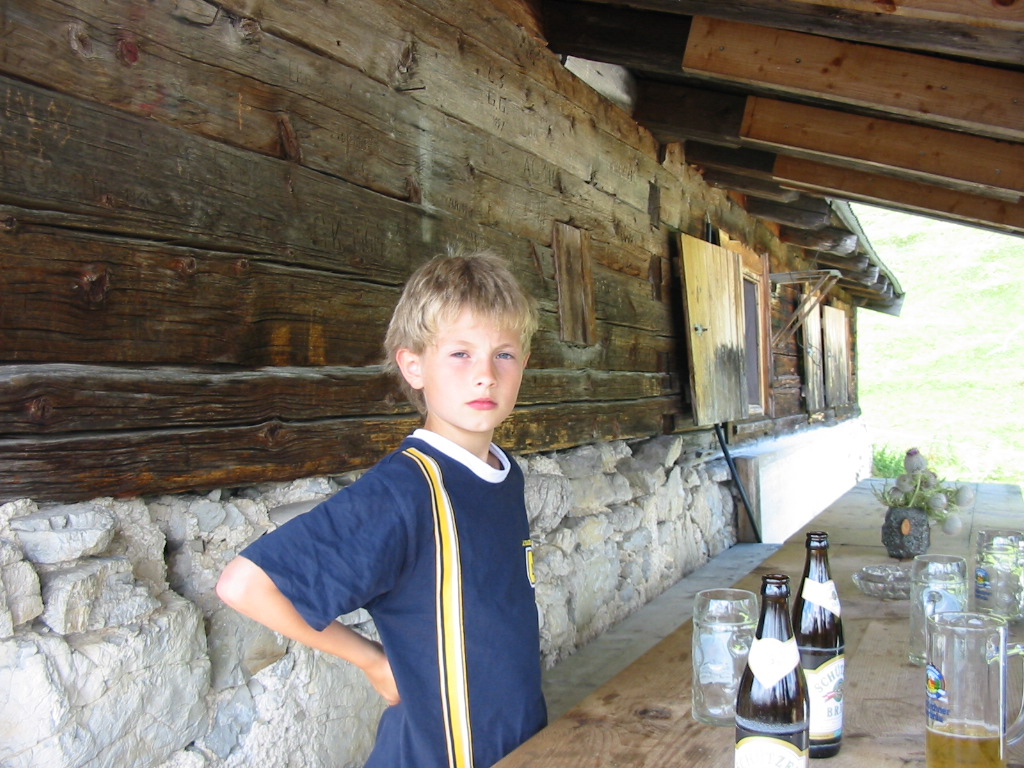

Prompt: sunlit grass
xmin=853 ymin=204 xmax=1024 ymax=489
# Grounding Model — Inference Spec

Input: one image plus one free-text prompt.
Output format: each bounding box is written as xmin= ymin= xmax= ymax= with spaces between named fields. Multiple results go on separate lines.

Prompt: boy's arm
xmin=216 ymin=556 xmax=400 ymax=705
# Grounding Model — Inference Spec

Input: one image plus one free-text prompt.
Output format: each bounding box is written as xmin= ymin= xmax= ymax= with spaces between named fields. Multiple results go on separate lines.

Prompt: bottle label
xmin=801 ymin=578 xmax=841 ymax=617
xmin=747 ymin=636 xmax=801 ymax=688
xmin=804 ymin=655 xmax=844 ymax=739
xmin=735 ymin=735 xmax=808 ymax=768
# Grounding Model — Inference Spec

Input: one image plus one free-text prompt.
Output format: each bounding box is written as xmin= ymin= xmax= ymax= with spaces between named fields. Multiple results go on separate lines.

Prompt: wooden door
xmin=679 ymin=234 xmax=748 ymax=426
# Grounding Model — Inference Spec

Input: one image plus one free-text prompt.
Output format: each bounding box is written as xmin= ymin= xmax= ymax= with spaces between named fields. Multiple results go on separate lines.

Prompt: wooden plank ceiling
xmin=540 ymin=0 xmax=1024 ymax=314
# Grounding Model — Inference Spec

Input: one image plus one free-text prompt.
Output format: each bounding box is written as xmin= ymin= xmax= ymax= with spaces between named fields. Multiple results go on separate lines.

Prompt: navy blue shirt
xmin=242 ymin=432 xmax=547 ymax=767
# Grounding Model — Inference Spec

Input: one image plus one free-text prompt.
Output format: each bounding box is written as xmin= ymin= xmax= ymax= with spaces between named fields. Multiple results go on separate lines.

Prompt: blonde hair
xmin=384 ymin=249 xmax=539 ymax=413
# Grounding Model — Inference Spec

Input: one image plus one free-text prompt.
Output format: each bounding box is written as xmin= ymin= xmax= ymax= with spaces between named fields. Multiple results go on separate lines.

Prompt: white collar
xmin=411 ymin=429 xmax=510 ymax=483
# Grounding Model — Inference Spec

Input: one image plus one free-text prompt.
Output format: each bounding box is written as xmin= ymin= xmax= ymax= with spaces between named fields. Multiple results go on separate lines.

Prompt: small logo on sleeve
xmin=523 ymin=539 xmax=536 ymax=587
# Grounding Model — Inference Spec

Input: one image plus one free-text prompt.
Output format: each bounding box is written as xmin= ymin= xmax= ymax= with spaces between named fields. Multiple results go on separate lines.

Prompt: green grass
xmin=853 ymin=204 xmax=1024 ymax=489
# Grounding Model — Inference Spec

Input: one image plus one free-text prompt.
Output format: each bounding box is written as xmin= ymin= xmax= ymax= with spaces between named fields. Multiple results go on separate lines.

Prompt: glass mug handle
xmin=1006 ymin=642 xmax=1024 ymax=746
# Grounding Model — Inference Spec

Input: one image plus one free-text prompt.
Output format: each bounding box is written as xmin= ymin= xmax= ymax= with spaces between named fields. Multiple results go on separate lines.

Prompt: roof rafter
xmin=681 ymin=16 xmax=1024 ymax=142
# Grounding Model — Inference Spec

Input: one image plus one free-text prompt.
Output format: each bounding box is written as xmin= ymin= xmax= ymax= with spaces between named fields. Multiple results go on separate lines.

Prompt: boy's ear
xmin=395 ymin=348 xmax=425 ymax=390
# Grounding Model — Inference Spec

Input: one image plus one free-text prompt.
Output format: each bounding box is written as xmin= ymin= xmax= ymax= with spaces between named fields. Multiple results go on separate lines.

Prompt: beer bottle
xmin=735 ymin=573 xmax=809 ymax=768
xmin=792 ymin=531 xmax=845 ymax=758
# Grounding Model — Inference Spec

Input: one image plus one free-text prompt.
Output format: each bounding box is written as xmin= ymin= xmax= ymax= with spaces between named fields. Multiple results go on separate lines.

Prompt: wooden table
xmin=496 ymin=481 xmax=1024 ymax=767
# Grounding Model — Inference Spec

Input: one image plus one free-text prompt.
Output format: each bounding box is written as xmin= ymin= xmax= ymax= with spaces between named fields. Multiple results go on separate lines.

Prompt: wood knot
xmin=634 ymin=706 xmax=671 ymax=720
xmin=233 ymin=258 xmax=250 ymax=275
xmin=25 ymin=396 xmax=54 ymax=425
xmin=405 ymin=175 xmax=422 ymax=204
xmin=116 ymin=35 xmax=141 ymax=66
xmin=1 ymin=216 xmax=19 ymax=234
xmin=66 ymin=22 xmax=94 ymax=58
xmin=276 ymin=114 xmax=302 ymax=163
xmin=233 ymin=16 xmax=263 ymax=45
xmin=73 ymin=264 xmax=111 ymax=308
xmin=171 ymin=255 xmax=198 ymax=276
xmin=262 ymin=423 xmax=283 ymax=444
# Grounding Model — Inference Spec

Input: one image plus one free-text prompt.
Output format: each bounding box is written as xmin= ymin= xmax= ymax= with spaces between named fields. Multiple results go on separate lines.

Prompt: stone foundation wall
xmin=0 ymin=433 xmax=736 ymax=768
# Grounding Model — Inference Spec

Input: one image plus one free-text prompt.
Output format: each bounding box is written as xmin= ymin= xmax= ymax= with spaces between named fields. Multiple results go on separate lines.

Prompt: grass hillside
xmin=852 ymin=204 xmax=1024 ymax=488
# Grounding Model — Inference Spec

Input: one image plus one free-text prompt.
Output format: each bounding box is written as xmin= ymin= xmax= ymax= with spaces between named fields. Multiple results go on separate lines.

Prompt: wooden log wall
xmin=0 ymin=0 xmax=851 ymax=503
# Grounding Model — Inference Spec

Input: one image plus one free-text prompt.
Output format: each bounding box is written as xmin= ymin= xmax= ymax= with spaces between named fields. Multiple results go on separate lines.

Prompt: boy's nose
xmin=474 ymin=359 xmax=497 ymax=386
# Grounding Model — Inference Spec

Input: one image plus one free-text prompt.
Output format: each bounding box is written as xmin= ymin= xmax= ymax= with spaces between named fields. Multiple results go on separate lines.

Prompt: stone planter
xmin=881 ymin=506 xmax=931 ymax=559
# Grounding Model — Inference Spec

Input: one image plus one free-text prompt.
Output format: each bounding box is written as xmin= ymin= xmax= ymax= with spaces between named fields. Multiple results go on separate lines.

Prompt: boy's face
xmin=396 ymin=309 xmax=528 ymax=459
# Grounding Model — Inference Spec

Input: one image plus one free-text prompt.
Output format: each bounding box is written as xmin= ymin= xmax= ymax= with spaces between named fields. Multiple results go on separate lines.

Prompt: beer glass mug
xmin=910 ymin=554 xmax=968 ymax=665
xmin=691 ymin=588 xmax=758 ymax=725
xmin=925 ymin=612 xmax=1024 ymax=768
xmin=974 ymin=529 xmax=1024 ymax=622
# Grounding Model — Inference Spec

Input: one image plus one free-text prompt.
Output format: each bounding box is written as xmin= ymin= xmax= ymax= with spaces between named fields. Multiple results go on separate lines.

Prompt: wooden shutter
xmin=803 ymin=298 xmax=826 ymax=413
xmin=679 ymin=234 xmax=748 ymax=426
xmin=822 ymin=304 xmax=850 ymax=406
xmin=552 ymin=223 xmax=596 ymax=346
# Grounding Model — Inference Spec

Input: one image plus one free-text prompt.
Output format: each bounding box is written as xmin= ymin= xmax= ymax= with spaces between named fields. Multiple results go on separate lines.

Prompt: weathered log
xmin=778 ymin=225 xmax=858 ymax=255
xmin=701 ymin=169 xmax=799 ymax=203
xmin=744 ymin=196 xmax=833 ymax=229
xmin=0 ymin=397 xmax=683 ymax=503
xmin=0 ymin=225 xmax=675 ymax=372
xmin=0 ymin=364 xmax=673 ymax=434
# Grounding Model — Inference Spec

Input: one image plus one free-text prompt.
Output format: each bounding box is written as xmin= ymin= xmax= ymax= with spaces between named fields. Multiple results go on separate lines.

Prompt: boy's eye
xmin=450 ymin=351 xmax=469 ymax=358
xmin=497 ymin=352 xmax=515 ymax=360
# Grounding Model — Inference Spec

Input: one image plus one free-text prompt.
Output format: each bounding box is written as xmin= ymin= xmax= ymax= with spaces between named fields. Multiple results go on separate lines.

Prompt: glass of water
xmin=691 ymin=588 xmax=758 ymax=725
xmin=908 ymin=554 xmax=967 ymax=665
xmin=973 ymin=529 xmax=1024 ymax=622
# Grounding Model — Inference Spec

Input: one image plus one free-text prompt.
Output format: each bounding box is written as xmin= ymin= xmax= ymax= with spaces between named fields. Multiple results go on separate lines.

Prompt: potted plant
xmin=875 ymin=448 xmax=976 ymax=559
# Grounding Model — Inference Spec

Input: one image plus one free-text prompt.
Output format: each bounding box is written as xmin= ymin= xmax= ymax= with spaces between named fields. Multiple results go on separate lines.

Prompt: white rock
xmin=524 ymin=472 xmax=573 ymax=534
xmin=105 ymin=498 xmax=168 ymax=592
xmin=555 ymin=444 xmax=608 ymax=479
xmin=38 ymin=556 xmax=159 ymax=635
xmin=0 ymin=498 xmax=37 ymax=529
xmin=633 ymin=434 xmax=683 ymax=468
xmin=569 ymin=473 xmax=632 ymax=511
xmin=10 ymin=504 xmax=116 ymax=564
xmin=206 ymin=606 xmax=288 ymax=691
xmin=2 ymin=559 xmax=43 ymax=631
xmin=0 ymin=593 xmax=208 ymax=768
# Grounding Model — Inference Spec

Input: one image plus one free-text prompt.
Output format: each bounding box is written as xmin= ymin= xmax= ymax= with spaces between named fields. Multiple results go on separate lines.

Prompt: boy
xmin=216 ymin=250 xmax=547 ymax=768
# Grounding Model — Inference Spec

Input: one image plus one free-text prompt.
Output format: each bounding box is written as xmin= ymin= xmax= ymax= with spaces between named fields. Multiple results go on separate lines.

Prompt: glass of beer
xmin=925 ymin=612 xmax=1024 ymax=768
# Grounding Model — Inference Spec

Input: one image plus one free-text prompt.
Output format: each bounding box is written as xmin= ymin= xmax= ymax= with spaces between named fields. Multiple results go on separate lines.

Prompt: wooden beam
xmin=778 ymin=225 xmax=858 ymax=255
xmin=777 ymin=0 xmax=1024 ymax=30
xmin=741 ymin=97 xmax=1024 ymax=202
xmin=0 ymin=397 xmax=683 ymax=503
xmin=682 ymin=16 xmax=1024 ymax=142
xmin=811 ymin=252 xmax=871 ymax=272
xmin=554 ymin=0 xmax=1024 ymax=66
xmin=642 ymin=83 xmax=1023 ymax=204
xmin=634 ymin=81 xmax=746 ymax=146
xmin=772 ymin=155 xmax=1024 ymax=235
xmin=542 ymin=0 xmax=692 ymax=73
xmin=685 ymin=141 xmax=777 ymax=177
xmin=744 ymin=195 xmax=833 ymax=229
xmin=0 ymin=364 xmax=671 ymax=435
xmin=700 ymin=168 xmax=800 ymax=203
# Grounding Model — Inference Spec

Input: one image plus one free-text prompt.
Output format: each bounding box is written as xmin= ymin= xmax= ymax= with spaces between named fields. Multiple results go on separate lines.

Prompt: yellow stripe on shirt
xmin=404 ymin=448 xmax=473 ymax=768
